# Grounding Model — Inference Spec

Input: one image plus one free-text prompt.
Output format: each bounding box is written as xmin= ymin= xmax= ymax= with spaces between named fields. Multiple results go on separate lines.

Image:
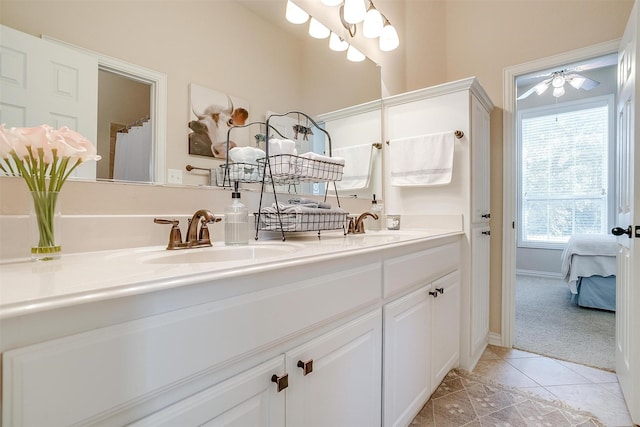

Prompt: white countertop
xmin=0 ymin=229 xmax=461 ymax=319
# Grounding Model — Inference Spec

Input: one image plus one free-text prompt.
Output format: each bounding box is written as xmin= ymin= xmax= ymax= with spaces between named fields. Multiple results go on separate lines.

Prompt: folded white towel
xmin=297 ymin=152 xmax=345 ymax=180
xmin=389 ymin=132 xmax=455 ymax=186
xmin=229 ymin=146 xmax=265 ymax=164
xmin=333 ymin=144 xmax=373 ymax=190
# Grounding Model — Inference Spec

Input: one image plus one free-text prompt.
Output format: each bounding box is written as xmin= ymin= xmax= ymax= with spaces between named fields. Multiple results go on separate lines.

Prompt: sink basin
xmin=139 ymin=243 xmax=301 ymax=265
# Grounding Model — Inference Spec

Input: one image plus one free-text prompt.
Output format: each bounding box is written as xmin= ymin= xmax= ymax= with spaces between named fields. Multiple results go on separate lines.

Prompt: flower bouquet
xmin=0 ymin=124 xmax=101 ymax=260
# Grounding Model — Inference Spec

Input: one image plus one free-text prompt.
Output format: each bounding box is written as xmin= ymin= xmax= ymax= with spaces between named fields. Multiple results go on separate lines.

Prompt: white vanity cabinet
xmin=286 ymin=309 xmax=382 ymax=427
xmin=130 ymin=356 xmax=287 ymax=427
xmin=383 ymin=77 xmax=494 ymax=371
xmin=381 ymin=242 xmax=461 ymax=427
xmin=430 ymin=270 xmax=461 ymax=387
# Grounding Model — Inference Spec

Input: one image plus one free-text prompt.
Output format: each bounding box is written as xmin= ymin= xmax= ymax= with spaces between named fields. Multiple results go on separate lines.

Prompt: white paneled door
xmin=615 ymin=1 xmax=640 ymax=424
xmin=0 ymin=25 xmax=98 ymax=179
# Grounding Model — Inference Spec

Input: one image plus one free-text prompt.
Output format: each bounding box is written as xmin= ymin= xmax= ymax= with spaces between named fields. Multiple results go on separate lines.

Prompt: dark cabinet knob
xmin=612 ymin=226 xmax=632 ymax=237
xmin=436 ymin=287 xmax=445 ymax=294
xmin=481 ymin=213 xmax=491 ymax=219
xmin=297 ymin=359 xmax=313 ymax=376
xmin=481 ymin=230 xmax=491 ymax=236
xmin=428 ymin=291 xmax=439 ymax=298
xmin=271 ymin=374 xmax=288 ymax=392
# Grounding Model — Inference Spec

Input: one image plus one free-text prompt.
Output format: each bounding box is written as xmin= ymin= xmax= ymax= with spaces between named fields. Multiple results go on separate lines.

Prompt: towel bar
xmin=385 ymin=130 xmax=464 ymax=145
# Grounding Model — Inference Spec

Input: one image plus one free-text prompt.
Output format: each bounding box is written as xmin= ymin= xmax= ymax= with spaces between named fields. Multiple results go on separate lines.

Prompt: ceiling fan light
xmin=285 ymin=0 xmax=309 ymax=24
xmin=329 ymin=32 xmax=349 ymax=51
xmin=363 ymin=8 xmax=384 ymax=38
xmin=379 ymin=23 xmax=399 ymax=51
xmin=346 ymin=44 xmax=366 ymax=62
xmin=343 ymin=0 xmax=366 ymax=24
xmin=321 ymin=0 xmax=343 ymax=5
xmin=551 ymin=75 xmax=565 ymax=88
xmin=553 ymin=86 xmax=565 ymax=97
xmin=309 ymin=17 xmax=330 ymax=39
xmin=533 ymin=81 xmax=549 ymax=96
xmin=569 ymin=77 xmax=586 ymax=89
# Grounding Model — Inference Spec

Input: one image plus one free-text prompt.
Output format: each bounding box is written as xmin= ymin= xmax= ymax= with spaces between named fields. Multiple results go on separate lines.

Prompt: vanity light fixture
xmin=346 ymin=44 xmax=366 ymax=62
xmin=329 ymin=32 xmax=349 ymax=51
xmin=343 ymin=0 xmax=367 ymax=24
xmin=285 ymin=0 xmax=309 ymax=24
xmin=309 ymin=17 xmax=330 ymax=39
xmin=379 ymin=18 xmax=400 ymax=51
xmin=362 ymin=4 xmax=384 ymax=38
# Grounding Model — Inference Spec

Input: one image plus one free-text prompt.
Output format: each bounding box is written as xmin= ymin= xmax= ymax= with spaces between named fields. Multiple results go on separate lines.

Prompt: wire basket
xmin=257 ymin=154 xmax=344 ymax=183
xmin=216 ymin=163 xmax=264 ymax=186
xmin=255 ymin=210 xmax=348 ymax=232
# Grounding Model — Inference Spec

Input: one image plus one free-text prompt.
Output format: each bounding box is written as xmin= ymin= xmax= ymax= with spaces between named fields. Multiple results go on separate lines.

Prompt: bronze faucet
xmin=348 ymin=212 xmax=379 ymax=234
xmin=154 ymin=209 xmax=221 ymax=250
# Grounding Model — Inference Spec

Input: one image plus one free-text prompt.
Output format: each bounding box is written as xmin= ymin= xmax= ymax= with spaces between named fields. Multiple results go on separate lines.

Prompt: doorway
xmin=501 ymin=41 xmax=620 ymax=369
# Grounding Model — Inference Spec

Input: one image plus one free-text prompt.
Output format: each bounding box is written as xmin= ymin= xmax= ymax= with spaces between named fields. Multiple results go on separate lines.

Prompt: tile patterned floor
xmin=411 ymin=345 xmax=635 ymax=426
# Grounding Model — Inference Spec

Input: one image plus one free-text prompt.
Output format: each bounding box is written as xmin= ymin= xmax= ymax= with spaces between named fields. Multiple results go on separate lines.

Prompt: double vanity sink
xmin=0 ymin=229 xmax=457 ymax=319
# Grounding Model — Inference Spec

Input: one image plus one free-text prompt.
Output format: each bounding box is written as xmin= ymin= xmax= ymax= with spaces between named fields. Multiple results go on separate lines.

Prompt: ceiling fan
xmin=517 ymin=69 xmax=600 ymax=100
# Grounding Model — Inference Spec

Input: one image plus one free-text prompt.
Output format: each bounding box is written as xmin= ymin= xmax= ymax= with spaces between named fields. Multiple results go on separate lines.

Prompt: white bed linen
xmin=561 ymin=234 xmax=617 ymax=294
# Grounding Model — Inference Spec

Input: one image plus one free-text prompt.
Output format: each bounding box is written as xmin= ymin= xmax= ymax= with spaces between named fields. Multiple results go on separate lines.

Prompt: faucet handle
xmin=154 ymin=218 xmax=183 ymax=249
xmin=198 ymin=216 xmax=222 ymax=241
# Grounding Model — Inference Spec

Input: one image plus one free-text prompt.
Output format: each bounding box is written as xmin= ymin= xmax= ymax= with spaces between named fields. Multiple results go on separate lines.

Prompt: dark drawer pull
xmin=428 ymin=291 xmax=439 ymax=298
xmin=297 ymin=359 xmax=314 ymax=376
xmin=436 ymin=287 xmax=444 ymax=294
xmin=271 ymin=374 xmax=288 ymax=392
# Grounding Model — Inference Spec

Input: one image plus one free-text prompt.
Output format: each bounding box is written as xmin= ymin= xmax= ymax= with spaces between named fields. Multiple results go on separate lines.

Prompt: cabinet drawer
xmin=2 ymin=264 xmax=381 ymax=427
xmin=383 ymin=242 xmax=459 ymax=298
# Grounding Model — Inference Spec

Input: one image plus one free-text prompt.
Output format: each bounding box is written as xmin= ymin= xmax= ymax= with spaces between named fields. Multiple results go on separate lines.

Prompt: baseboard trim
xmin=488 ymin=332 xmax=502 ymax=347
xmin=516 ymin=269 xmax=563 ymax=279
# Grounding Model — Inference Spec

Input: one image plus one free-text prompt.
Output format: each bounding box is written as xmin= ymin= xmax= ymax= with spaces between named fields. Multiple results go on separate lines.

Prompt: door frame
xmin=501 ymin=40 xmax=620 ymax=347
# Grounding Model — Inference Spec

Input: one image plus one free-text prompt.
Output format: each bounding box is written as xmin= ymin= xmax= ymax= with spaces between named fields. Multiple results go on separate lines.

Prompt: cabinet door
xmin=470 ymin=226 xmax=491 ymax=361
xmin=383 ymin=286 xmax=432 ymax=427
xmin=470 ymin=94 xmax=491 ymax=224
xmin=130 ymin=356 xmax=286 ymax=427
xmin=431 ymin=270 xmax=461 ymax=388
xmin=286 ymin=310 xmax=382 ymax=427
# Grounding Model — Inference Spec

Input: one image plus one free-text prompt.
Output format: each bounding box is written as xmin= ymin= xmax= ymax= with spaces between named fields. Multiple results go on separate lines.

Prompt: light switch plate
xmin=167 ymin=169 xmax=183 ymax=184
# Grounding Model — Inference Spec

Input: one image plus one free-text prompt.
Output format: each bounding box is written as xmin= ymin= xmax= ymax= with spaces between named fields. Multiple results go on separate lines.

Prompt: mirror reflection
xmin=0 ymin=1 xmax=381 ymax=197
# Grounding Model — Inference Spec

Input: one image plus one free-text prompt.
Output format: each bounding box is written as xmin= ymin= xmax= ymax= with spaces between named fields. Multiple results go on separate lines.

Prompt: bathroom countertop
xmin=0 ymin=229 xmax=462 ymax=319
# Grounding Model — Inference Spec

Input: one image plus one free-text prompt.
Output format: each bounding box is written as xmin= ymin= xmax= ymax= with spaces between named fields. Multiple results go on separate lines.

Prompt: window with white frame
xmin=518 ymin=96 xmax=613 ymax=248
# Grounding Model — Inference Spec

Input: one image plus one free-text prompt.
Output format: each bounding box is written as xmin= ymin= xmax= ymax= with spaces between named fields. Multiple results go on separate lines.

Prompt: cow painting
xmin=188 ymin=95 xmax=249 ymax=158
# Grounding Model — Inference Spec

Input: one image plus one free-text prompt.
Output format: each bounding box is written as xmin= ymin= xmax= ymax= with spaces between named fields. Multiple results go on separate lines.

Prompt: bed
xmin=560 ymin=234 xmax=617 ymax=311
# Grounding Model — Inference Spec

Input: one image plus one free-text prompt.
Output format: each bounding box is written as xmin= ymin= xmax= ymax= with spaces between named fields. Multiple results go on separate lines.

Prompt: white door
xmin=0 ymin=25 xmax=98 ymax=179
xmin=129 ymin=356 xmax=286 ymax=427
xmin=286 ymin=309 xmax=382 ymax=427
xmin=615 ymin=1 xmax=640 ymax=423
xmin=383 ymin=286 xmax=432 ymax=427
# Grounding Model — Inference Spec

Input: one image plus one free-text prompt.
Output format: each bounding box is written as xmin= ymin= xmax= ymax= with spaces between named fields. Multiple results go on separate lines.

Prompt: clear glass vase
xmin=29 ymin=190 xmax=62 ymax=261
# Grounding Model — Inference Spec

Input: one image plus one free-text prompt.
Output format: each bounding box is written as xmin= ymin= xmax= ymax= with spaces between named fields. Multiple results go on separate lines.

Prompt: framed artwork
xmin=188 ymin=84 xmax=251 ymax=159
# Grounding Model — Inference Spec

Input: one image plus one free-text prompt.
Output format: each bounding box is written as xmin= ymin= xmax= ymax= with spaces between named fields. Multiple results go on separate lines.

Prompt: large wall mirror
xmin=0 ymin=1 xmax=381 ymax=198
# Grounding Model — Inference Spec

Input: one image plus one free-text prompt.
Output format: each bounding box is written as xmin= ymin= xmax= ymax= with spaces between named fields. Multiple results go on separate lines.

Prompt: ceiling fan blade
xmin=517 ymin=78 xmax=552 ymax=100
xmin=565 ymin=73 xmax=600 ymax=90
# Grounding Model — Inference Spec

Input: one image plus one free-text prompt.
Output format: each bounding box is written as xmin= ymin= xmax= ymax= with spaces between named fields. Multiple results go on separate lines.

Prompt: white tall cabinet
xmin=383 ymin=77 xmax=494 ymax=371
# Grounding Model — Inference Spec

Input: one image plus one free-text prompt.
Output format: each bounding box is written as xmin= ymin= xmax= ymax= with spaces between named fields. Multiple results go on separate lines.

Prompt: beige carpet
xmin=515 ymin=275 xmax=615 ymax=371
xmin=410 ymin=369 xmax=605 ymax=426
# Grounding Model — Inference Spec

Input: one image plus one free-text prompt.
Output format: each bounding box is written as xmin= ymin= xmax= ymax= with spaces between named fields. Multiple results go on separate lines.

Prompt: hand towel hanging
xmin=389 ymin=131 xmax=455 ymax=186
xmin=333 ymin=144 xmax=373 ymax=190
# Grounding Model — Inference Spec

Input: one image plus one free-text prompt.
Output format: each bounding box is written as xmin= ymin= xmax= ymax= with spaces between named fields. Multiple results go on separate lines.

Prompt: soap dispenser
xmin=225 ymin=182 xmax=249 ymax=246
xmin=366 ymin=194 xmax=384 ymax=231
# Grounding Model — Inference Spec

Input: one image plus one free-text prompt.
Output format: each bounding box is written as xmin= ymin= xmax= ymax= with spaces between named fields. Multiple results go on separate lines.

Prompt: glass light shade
xmin=569 ymin=77 xmax=586 ymax=89
xmin=309 ymin=18 xmax=330 ymax=39
xmin=286 ymin=0 xmax=309 ymax=24
xmin=321 ymin=0 xmax=343 ymax=5
xmin=379 ymin=23 xmax=399 ymax=51
xmin=346 ymin=45 xmax=366 ymax=62
xmin=363 ymin=8 xmax=384 ymax=38
xmin=533 ymin=81 xmax=549 ymax=95
xmin=343 ymin=0 xmax=366 ymax=24
xmin=551 ymin=74 xmax=565 ymax=88
xmin=553 ymin=86 xmax=565 ymax=97
xmin=329 ymin=32 xmax=349 ymax=51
